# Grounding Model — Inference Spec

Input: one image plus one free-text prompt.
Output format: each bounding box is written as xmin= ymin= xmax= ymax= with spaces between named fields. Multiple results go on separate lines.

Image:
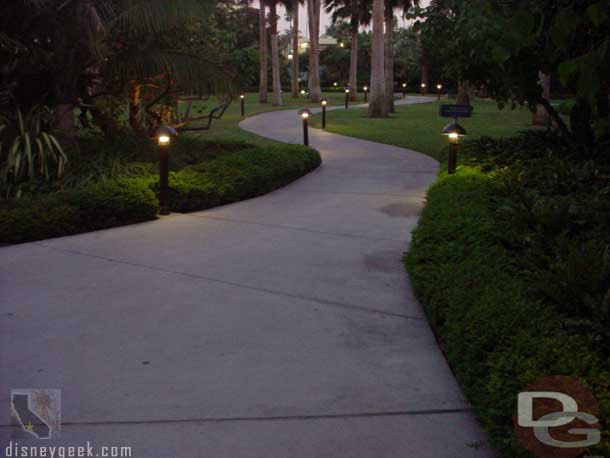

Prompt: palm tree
xmin=384 ymin=0 xmax=418 ymax=113
xmin=259 ymin=0 xmax=269 ymax=103
xmin=268 ymin=0 xmax=283 ymax=106
xmin=533 ymin=71 xmax=551 ymax=127
xmin=306 ymin=0 xmax=322 ymax=102
xmin=286 ymin=0 xmax=301 ymax=98
xmin=368 ymin=0 xmax=387 ymax=117
xmin=324 ymin=0 xmax=370 ymax=102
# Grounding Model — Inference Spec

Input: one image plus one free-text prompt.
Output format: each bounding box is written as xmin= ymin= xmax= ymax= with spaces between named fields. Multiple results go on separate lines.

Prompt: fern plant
xmin=0 ymin=106 xmax=67 ymax=198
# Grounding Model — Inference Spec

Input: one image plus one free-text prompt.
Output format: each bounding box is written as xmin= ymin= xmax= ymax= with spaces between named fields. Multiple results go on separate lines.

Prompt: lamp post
xmin=344 ymin=88 xmax=350 ymax=109
xmin=300 ymin=89 xmax=306 ymax=98
xmin=402 ymin=82 xmax=407 ymax=98
xmin=299 ymin=109 xmax=312 ymax=146
xmin=333 ymin=82 xmax=338 ymax=87
xmin=363 ymin=85 xmax=368 ymax=102
xmin=436 ymin=84 xmax=443 ymax=101
xmin=421 ymin=83 xmax=427 ymax=95
xmin=240 ymin=94 xmax=245 ymax=117
xmin=321 ymin=99 xmax=327 ymax=129
xmin=442 ymin=122 xmax=467 ymax=174
xmin=154 ymin=125 xmax=178 ymax=215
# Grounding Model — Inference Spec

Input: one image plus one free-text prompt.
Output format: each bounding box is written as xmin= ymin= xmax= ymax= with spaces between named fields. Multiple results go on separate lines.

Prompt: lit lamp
xmin=344 ymin=88 xmax=350 ymax=109
xmin=421 ymin=82 xmax=427 ymax=95
xmin=154 ymin=125 xmax=178 ymax=215
xmin=300 ymin=89 xmax=306 ymax=98
xmin=288 ymin=52 xmax=294 ymax=61
xmin=299 ymin=109 xmax=312 ymax=146
xmin=239 ymin=93 xmax=245 ymax=117
xmin=442 ymin=122 xmax=467 ymax=174
xmin=321 ymin=99 xmax=328 ymax=129
xmin=363 ymin=85 xmax=368 ymax=102
xmin=402 ymin=82 xmax=407 ymax=98
xmin=436 ymin=84 xmax=443 ymax=101
xmin=333 ymin=82 xmax=338 ymax=87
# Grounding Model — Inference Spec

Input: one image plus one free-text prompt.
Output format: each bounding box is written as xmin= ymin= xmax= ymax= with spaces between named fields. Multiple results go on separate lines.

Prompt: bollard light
xmin=240 ymin=94 xmax=245 ymax=117
xmin=436 ymin=84 xmax=443 ymax=101
xmin=363 ymin=85 xmax=368 ymax=102
xmin=154 ymin=125 xmax=178 ymax=215
xmin=321 ymin=99 xmax=328 ymax=129
xmin=299 ymin=109 xmax=312 ymax=146
xmin=442 ymin=122 xmax=467 ymax=174
xmin=344 ymin=88 xmax=350 ymax=109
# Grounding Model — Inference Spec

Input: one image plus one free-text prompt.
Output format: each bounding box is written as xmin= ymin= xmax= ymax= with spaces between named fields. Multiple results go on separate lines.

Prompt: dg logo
xmin=514 ymin=375 xmax=601 ymax=458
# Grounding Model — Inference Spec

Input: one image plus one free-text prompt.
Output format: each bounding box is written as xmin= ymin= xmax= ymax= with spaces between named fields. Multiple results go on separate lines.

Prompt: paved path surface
xmin=0 ymin=98 xmax=493 ymax=457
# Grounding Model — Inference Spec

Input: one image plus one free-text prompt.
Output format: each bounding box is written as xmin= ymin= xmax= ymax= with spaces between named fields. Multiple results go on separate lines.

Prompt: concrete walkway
xmin=0 ymin=98 xmax=493 ymax=457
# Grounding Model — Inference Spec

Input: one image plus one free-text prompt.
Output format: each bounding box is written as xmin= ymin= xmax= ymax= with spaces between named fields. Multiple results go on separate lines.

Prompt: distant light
xmin=321 ymin=99 xmax=327 ymax=106
xmin=345 ymin=88 xmax=350 ymax=93
xmin=158 ymin=135 xmax=171 ymax=146
xmin=240 ymin=94 xmax=245 ymax=99
xmin=300 ymin=89 xmax=306 ymax=95
xmin=288 ymin=53 xmax=294 ymax=60
xmin=402 ymin=83 xmax=407 ymax=88
xmin=437 ymin=84 xmax=442 ymax=90
xmin=421 ymin=83 xmax=427 ymax=88
xmin=333 ymin=82 xmax=338 ymax=86
xmin=363 ymin=86 xmax=368 ymax=91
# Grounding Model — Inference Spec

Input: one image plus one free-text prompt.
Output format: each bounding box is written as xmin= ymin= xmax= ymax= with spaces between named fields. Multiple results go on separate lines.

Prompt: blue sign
xmin=439 ymin=104 xmax=473 ymax=118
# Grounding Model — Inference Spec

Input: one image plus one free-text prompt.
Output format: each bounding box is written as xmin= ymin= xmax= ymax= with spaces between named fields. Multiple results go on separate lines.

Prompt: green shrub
xmin=406 ymin=161 xmax=610 ymax=455
xmin=164 ymin=144 xmax=321 ymax=212
xmin=1 ymin=142 xmax=321 ymax=245
xmin=0 ymin=178 xmax=158 ymax=245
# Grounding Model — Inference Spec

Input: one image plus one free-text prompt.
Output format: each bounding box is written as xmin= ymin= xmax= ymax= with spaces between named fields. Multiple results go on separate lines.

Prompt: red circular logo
xmin=514 ymin=376 xmax=600 ymax=458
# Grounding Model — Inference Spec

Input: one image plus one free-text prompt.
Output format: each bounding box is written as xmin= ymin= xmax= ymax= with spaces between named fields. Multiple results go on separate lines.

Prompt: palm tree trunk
xmin=456 ymin=80 xmax=470 ymax=105
xmin=291 ymin=2 xmax=299 ymax=98
xmin=533 ymin=71 xmax=551 ymax=127
xmin=368 ymin=0 xmax=387 ymax=117
xmin=306 ymin=0 xmax=321 ymax=102
xmin=129 ymin=82 xmax=142 ymax=131
xmin=269 ymin=2 xmax=283 ymax=106
xmin=383 ymin=5 xmax=394 ymax=113
xmin=348 ymin=24 xmax=358 ymax=102
xmin=259 ymin=0 xmax=268 ymax=103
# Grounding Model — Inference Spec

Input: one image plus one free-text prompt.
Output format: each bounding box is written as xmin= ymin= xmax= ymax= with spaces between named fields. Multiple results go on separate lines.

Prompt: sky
xmin=274 ymin=0 xmax=431 ymax=36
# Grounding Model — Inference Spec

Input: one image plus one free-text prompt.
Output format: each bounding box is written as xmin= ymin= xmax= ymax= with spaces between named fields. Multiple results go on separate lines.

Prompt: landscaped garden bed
xmin=0 ymin=136 xmax=321 ymax=245
xmin=405 ymin=131 xmax=610 ymax=457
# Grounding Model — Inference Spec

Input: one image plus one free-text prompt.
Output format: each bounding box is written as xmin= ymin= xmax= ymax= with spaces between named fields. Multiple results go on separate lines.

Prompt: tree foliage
xmin=411 ymin=0 xmax=610 ymax=149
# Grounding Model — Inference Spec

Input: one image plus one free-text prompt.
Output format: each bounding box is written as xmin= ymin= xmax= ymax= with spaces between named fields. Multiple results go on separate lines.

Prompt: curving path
xmin=0 ymin=98 xmax=493 ymax=457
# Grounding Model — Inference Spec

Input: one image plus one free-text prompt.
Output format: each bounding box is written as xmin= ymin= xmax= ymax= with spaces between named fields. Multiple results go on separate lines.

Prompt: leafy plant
xmin=0 ymin=106 xmax=67 ymax=198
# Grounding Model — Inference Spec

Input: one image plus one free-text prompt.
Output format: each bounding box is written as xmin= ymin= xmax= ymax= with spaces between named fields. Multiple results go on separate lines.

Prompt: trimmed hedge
xmin=164 ymin=144 xmax=321 ymax=212
xmin=1 ymin=143 xmax=321 ymax=245
xmin=405 ymin=168 xmax=610 ymax=456
xmin=0 ymin=178 xmax=159 ymax=245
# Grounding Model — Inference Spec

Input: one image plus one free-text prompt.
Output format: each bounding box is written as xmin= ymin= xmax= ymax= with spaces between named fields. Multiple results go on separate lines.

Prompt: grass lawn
xmin=309 ymin=98 xmax=535 ymax=160
xmin=189 ymin=91 xmax=364 ymax=145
